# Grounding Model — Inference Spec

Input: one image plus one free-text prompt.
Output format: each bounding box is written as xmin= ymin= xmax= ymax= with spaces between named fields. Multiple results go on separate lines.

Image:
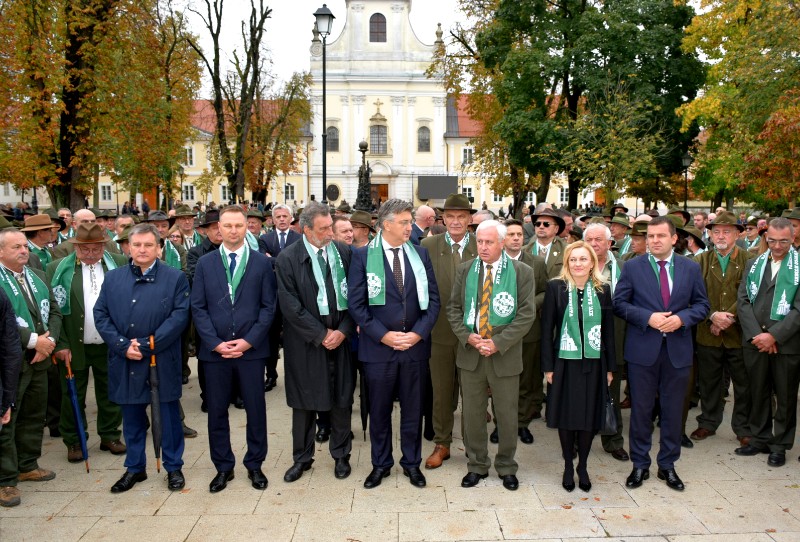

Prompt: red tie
xmin=658 ymin=260 xmax=670 ymax=308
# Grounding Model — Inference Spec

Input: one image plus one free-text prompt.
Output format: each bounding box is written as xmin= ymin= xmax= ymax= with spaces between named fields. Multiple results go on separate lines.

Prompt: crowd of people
xmin=0 ymin=195 xmax=798 ymax=508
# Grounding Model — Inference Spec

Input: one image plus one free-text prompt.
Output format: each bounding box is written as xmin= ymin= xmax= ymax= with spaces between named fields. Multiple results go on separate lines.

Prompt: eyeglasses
xmin=168 ymin=235 xmax=182 ymax=241
xmin=534 ymin=221 xmax=552 ymax=228
xmin=766 ymin=238 xmax=792 ymax=246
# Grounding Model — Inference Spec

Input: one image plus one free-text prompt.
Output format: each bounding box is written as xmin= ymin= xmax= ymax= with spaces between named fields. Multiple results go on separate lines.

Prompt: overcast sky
xmin=186 ymin=0 xmax=465 ymax=96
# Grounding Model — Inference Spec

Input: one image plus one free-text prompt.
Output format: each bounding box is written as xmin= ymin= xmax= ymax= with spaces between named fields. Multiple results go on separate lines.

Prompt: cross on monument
xmin=373 ymin=98 xmax=383 ymax=114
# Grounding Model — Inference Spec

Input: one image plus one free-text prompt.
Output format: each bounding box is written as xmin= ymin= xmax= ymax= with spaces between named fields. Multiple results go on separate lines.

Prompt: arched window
xmin=326 ymin=126 xmax=339 ymax=152
xmin=370 ymin=125 xmax=387 ymax=154
xmin=369 ymin=13 xmax=386 ymax=42
xmin=417 ymin=126 xmax=431 ymax=152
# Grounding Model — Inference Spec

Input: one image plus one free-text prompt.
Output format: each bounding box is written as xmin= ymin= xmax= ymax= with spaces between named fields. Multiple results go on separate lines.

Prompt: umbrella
xmin=61 ymin=354 xmax=89 ymax=472
xmin=149 ymin=335 xmax=162 ymax=473
xmin=357 ymin=360 xmax=369 ymax=440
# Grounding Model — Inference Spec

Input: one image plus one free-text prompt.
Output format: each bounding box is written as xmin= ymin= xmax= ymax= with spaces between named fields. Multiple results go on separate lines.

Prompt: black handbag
xmin=599 ymin=387 xmax=618 ymax=436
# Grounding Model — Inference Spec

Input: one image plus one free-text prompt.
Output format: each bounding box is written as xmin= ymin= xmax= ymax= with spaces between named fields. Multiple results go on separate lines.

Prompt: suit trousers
xmin=46 ymin=363 xmax=61 ymax=433
xmin=292 ymin=406 xmax=352 ymax=464
xmin=696 ymin=345 xmax=750 ymax=438
xmin=122 ymin=400 xmax=184 ymax=473
xmin=204 ymin=357 xmax=268 ymax=471
xmin=429 ymin=341 xmax=460 ymax=446
xmin=628 ymin=341 xmax=690 ymax=470
xmin=58 ymin=344 xmax=122 ymax=446
xmin=743 ymin=347 xmax=800 ymax=453
xmin=460 ymin=358 xmax=519 ymax=476
xmin=0 ymin=361 xmax=47 ymax=486
xmin=518 ymin=340 xmax=543 ymax=427
xmin=363 ymin=359 xmax=423 ymax=470
xmin=601 ymin=366 xmax=625 ymax=452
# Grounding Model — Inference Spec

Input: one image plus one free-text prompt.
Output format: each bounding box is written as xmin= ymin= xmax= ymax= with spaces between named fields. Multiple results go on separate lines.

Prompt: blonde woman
xmin=541 ymin=241 xmax=616 ymax=492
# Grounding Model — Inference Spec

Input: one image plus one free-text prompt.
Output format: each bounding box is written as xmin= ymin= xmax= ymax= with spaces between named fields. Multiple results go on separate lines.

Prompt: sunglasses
xmin=534 ymin=221 xmax=552 ymax=228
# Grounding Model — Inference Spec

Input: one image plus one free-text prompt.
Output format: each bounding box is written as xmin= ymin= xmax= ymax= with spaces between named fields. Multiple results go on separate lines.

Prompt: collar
xmin=382 ymin=237 xmax=404 ymax=251
xmin=536 ymin=239 xmax=553 ymax=250
xmin=505 ymin=250 xmax=521 ymax=260
xmin=131 ymin=258 xmax=158 ymax=280
xmin=277 ymin=228 xmax=290 ymax=235
xmin=221 ymin=243 xmax=246 ymax=261
xmin=482 ymin=256 xmax=501 ymax=270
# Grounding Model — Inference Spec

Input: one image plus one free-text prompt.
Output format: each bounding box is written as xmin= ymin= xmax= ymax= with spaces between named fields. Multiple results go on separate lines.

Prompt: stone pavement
xmin=2 ymin=357 xmax=800 ymax=541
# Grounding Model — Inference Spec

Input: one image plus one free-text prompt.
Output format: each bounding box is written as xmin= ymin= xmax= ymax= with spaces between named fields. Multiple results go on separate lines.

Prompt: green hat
xmin=42 ymin=208 xmax=67 ymax=232
xmin=530 ymin=208 xmax=566 ymax=235
xmin=630 ymin=220 xmax=649 ymax=237
xmin=145 ymin=210 xmax=169 ymax=222
xmin=115 ymin=226 xmax=133 ymax=244
xmin=667 ymin=207 xmax=691 ymax=226
xmin=247 ymin=209 xmax=266 ymax=221
xmin=666 ymin=214 xmax=686 ymax=230
xmin=173 ymin=204 xmax=195 ymax=217
xmin=746 ymin=216 xmax=758 ymax=227
xmin=336 ymin=201 xmax=352 ymax=213
xmin=680 ymin=225 xmax=706 ymax=249
xmin=609 ymin=202 xmax=629 ymax=213
xmin=0 ymin=215 xmax=14 ymax=230
xmin=784 ymin=208 xmax=800 ymax=221
xmin=707 ymin=211 xmax=744 ymax=232
xmin=437 ymin=193 xmax=476 ymax=214
xmin=610 ymin=212 xmax=631 ymax=228
xmin=349 ymin=210 xmax=376 ymax=232
xmin=103 ymin=208 xmax=118 ymax=219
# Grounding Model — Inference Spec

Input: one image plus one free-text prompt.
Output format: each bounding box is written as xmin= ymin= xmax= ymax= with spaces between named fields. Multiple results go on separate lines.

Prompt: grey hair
xmin=272 ymin=204 xmax=292 ymax=215
xmin=476 ymin=219 xmax=507 ymax=242
xmin=129 ymin=223 xmax=161 ymax=243
xmin=299 ymin=201 xmax=330 ymax=231
xmin=0 ymin=228 xmax=22 ymax=249
xmin=769 ymin=217 xmax=795 ymax=234
xmin=473 ymin=210 xmax=493 ymax=221
xmin=583 ymin=222 xmax=611 ymax=240
xmin=376 ymin=199 xmax=413 ymax=230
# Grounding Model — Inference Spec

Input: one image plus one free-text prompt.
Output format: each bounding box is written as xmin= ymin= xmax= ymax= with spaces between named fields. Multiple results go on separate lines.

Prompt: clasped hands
xmin=381 ymin=331 xmax=421 ymax=351
xmin=32 ymin=331 xmax=55 ymax=364
xmin=648 ymin=311 xmax=683 ymax=333
xmin=751 ymin=332 xmax=778 ymax=354
xmin=709 ymin=311 xmax=736 ymax=336
xmin=214 ymin=339 xmax=252 ymax=358
xmin=467 ymin=333 xmax=498 ymax=356
xmin=322 ymin=329 xmax=346 ymax=350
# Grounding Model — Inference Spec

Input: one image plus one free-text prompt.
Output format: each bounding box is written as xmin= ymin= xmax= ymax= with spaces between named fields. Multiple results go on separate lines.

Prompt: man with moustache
xmin=524 ymin=208 xmax=567 ymax=280
xmin=420 ymin=193 xmax=477 ymax=469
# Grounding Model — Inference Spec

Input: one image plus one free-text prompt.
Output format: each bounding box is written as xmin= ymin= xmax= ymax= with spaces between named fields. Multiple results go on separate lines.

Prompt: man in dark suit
xmin=276 ymin=202 xmax=356 ymax=483
xmin=613 ymin=216 xmax=710 ymax=491
xmin=448 ymin=220 xmax=535 ymax=491
xmin=347 ymin=199 xmax=440 ymax=489
xmin=410 ymin=205 xmax=435 ymax=245
xmin=192 ymin=206 xmax=276 ymax=492
xmin=735 ymin=218 xmax=800 ymax=467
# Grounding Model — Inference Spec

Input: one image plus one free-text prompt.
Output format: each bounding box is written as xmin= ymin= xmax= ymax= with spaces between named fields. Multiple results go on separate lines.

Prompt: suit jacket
xmin=0 ymin=289 xmax=22 ymax=412
xmin=191 ymin=247 xmax=277 ymax=361
xmin=447 ymin=258 xmax=535 ymax=377
xmin=522 ymin=236 xmax=567 ymax=280
xmin=347 ymin=244 xmax=441 ymax=363
xmin=695 ymin=247 xmax=749 ymax=348
xmin=186 ymin=236 xmax=220 ymax=284
xmin=513 ymin=251 xmax=547 ymax=344
xmin=737 ymin=255 xmax=800 ymax=354
xmin=261 ymin=228 xmax=300 ymax=257
xmin=46 ymin=253 xmax=128 ymax=370
xmin=613 ymin=253 xmax=710 ymax=368
xmin=12 ymin=267 xmax=62 ymax=371
xmin=421 ymin=233 xmax=478 ymax=345
xmin=410 ymin=223 xmax=425 ymax=245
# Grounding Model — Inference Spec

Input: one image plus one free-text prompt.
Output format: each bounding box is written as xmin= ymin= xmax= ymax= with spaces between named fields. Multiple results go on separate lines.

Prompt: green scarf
xmin=715 ymin=249 xmax=732 ymax=275
xmin=220 ymin=246 xmax=249 ymax=302
xmin=0 ymin=265 xmax=51 ymax=330
xmin=746 ymin=236 xmax=760 ymax=251
xmin=50 ymin=251 xmax=118 ymax=315
xmin=605 ymin=252 xmax=621 ymax=294
xmin=245 ymin=230 xmax=259 ymax=251
xmin=303 ymin=236 xmax=347 ymax=315
xmin=27 ymin=240 xmax=52 ymax=267
xmin=58 ymin=229 xmax=75 ymax=243
xmin=463 ymin=252 xmax=517 ymax=328
xmin=192 ymin=230 xmax=203 ymax=246
xmin=559 ymin=283 xmax=602 ymax=359
xmin=163 ymin=240 xmax=181 ymax=269
xmin=365 ymin=231 xmax=429 ymax=309
xmin=746 ymin=248 xmax=799 ymax=320
xmin=445 ymin=231 xmax=469 ymax=251
xmin=617 ymin=235 xmax=631 ymax=255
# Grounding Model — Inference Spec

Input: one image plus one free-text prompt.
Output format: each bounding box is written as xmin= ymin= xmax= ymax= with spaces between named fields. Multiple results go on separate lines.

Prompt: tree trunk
xmin=535 ymin=171 xmax=551 ymax=207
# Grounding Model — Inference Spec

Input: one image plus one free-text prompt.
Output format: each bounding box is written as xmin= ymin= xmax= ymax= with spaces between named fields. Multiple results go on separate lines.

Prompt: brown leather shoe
xmin=18 ymin=468 xmax=55 ymax=482
xmin=690 ymin=428 xmax=716 ymax=441
xmin=620 ymin=397 xmax=631 ymax=409
xmin=0 ymin=486 xmax=21 ymax=507
xmin=424 ymin=444 xmax=450 ymax=469
xmin=67 ymin=444 xmax=83 ymax=463
xmin=738 ymin=436 xmax=751 ymax=446
xmin=100 ymin=439 xmax=127 ymax=455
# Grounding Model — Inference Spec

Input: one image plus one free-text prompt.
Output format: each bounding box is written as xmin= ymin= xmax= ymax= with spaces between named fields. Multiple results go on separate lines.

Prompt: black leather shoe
xmin=334 ymin=456 xmax=351 ymax=479
xmin=283 ymin=461 xmax=313 ymax=483
xmin=735 ymin=444 xmax=769 ymax=456
xmin=233 ymin=398 xmax=245 ymax=410
xmin=315 ymin=426 xmax=331 ymax=443
xmin=518 ymin=427 xmax=534 ymax=444
xmin=402 ymin=467 xmax=426 ymax=488
xmin=499 ymin=474 xmax=519 ymax=491
xmin=461 ymin=472 xmax=488 ymax=488
xmin=657 ymin=468 xmax=685 ymax=491
xmin=182 ymin=375 xmax=189 ymax=385
xmin=562 ymin=470 xmax=575 ymax=492
xmin=363 ymin=467 xmax=391 ymax=489
xmin=489 ymin=427 xmax=499 ymax=444
xmin=248 ymin=468 xmax=268 ymax=489
xmin=768 ymin=452 xmax=786 ymax=467
xmin=111 ymin=470 xmax=147 ymax=493
xmin=209 ymin=470 xmax=234 ymax=493
xmin=167 ymin=469 xmax=185 ymax=490
xmin=625 ymin=467 xmax=650 ymax=488
xmin=610 ymin=448 xmax=630 ymax=462
xmin=201 ymin=401 xmax=208 ymax=413
xmin=681 ymin=434 xmax=694 ymax=448
xmin=577 ymin=470 xmax=591 ymax=492
xmin=264 ymin=377 xmax=277 ymax=392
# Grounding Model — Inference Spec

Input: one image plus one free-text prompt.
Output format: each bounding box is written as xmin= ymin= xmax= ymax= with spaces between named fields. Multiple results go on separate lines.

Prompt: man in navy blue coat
xmin=613 ymin=216 xmax=709 ymax=491
xmin=191 ymin=205 xmax=276 ymax=493
xmin=347 ymin=199 xmax=440 ymax=489
xmin=94 ymin=223 xmax=190 ymax=493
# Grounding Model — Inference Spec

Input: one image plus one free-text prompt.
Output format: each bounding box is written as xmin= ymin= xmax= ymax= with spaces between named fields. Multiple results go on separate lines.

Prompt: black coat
xmin=0 ymin=289 xmax=22 ymax=413
xmin=275 ymin=240 xmax=356 ymax=411
xmin=186 ymin=236 xmax=220 ymax=284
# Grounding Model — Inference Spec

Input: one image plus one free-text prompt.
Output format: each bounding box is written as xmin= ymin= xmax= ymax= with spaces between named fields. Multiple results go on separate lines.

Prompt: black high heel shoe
xmin=562 ymin=469 xmax=575 ymax=492
xmin=577 ymin=468 xmax=591 ymax=492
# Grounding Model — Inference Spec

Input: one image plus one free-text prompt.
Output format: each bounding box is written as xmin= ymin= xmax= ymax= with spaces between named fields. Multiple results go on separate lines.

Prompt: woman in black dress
xmin=541 ymin=241 xmax=616 ymax=492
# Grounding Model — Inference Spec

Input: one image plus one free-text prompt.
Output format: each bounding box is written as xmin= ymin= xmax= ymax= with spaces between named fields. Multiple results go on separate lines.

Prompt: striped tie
xmin=478 ymin=264 xmax=492 ymax=339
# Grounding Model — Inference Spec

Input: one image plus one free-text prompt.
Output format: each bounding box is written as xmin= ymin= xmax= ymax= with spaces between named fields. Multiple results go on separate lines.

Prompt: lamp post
xmin=681 ymin=152 xmax=692 ymax=212
xmin=314 ymin=4 xmax=335 ymax=204
xmin=355 ymin=140 xmax=372 ymax=211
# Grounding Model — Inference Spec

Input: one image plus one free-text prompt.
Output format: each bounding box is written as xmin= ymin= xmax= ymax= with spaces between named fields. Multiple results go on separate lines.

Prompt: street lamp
xmin=355 ymin=140 xmax=372 ymax=211
xmin=314 ymin=4 xmax=335 ymax=204
xmin=681 ymin=152 xmax=692 ymax=212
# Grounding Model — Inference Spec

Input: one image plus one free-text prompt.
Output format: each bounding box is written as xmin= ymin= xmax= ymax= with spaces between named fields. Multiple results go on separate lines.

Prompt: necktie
xmin=391 ymin=248 xmax=404 ymax=295
xmin=452 ymin=242 xmax=461 ymax=267
xmin=279 ymin=232 xmax=286 ymax=249
xmin=317 ymin=248 xmax=328 ymax=276
xmin=540 ymin=245 xmax=548 ymax=261
xmin=15 ymin=273 xmax=35 ymax=310
xmin=229 ymin=252 xmax=237 ymax=277
xmin=478 ymin=264 xmax=493 ymax=339
xmin=658 ymin=260 xmax=670 ymax=308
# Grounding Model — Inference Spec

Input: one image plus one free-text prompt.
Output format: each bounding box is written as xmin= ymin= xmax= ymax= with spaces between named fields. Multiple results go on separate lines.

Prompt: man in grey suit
xmin=448 ymin=220 xmax=535 ymax=491
xmin=735 ymin=218 xmax=800 ymax=467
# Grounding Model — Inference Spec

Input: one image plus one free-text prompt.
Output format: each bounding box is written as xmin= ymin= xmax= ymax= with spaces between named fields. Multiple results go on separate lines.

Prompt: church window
xmin=370 ymin=125 xmax=388 ymax=154
xmin=417 ymin=126 xmax=430 ymax=152
xmin=326 ymin=126 xmax=339 ymax=152
xmin=370 ymin=14 xmax=387 ymax=42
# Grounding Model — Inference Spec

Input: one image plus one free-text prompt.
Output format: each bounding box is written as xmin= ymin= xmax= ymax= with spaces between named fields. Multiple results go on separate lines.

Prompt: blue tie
xmin=229 ymin=252 xmax=237 ymax=277
xmin=279 ymin=232 xmax=286 ymax=249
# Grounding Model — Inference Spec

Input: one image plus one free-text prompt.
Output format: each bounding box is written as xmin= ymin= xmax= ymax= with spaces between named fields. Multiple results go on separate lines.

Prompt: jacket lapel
xmin=72 ymin=263 xmax=85 ymax=314
xmin=668 ymin=256 xmax=684 ymax=310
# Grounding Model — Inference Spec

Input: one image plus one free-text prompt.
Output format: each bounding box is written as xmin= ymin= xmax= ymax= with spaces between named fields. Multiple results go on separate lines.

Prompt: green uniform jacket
xmin=52 ymin=239 xmax=121 ymax=259
xmin=516 ymin=251 xmax=547 ymax=344
xmin=16 ymin=267 xmax=62 ymax=372
xmin=421 ymin=233 xmax=478 ymax=345
xmin=522 ymin=236 xmax=567 ymax=280
xmin=695 ymin=246 xmax=749 ymax=348
xmin=46 ymin=253 xmax=128 ymax=371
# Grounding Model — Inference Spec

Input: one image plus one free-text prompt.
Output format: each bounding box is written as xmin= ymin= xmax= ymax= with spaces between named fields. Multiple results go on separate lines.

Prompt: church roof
xmin=445 ymin=95 xmax=483 ymax=139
